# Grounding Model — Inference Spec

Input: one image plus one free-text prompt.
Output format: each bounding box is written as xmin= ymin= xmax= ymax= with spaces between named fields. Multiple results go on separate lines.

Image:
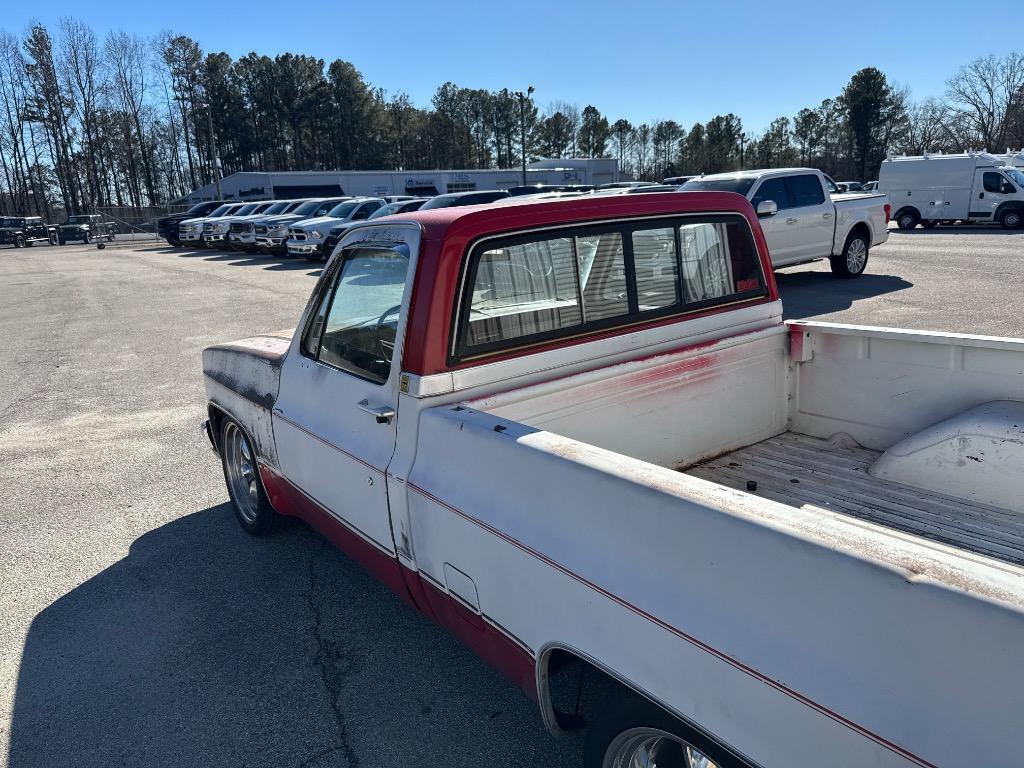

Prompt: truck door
xmin=750 ymin=177 xmax=797 ymax=266
xmin=272 ymin=229 xmax=419 ymax=560
xmin=972 ymin=170 xmax=1010 ymax=220
xmin=784 ymin=173 xmax=835 ymax=261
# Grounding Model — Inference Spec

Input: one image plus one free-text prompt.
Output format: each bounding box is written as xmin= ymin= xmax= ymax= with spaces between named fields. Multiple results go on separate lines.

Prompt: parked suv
xmin=286 ymin=198 xmax=385 ymax=259
xmin=0 ymin=216 xmax=58 ymax=247
xmin=58 ymin=214 xmax=116 ymax=244
xmin=158 ymin=201 xmax=226 ymax=246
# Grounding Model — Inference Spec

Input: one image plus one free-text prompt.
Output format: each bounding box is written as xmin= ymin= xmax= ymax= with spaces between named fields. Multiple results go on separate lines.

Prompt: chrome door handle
xmin=785 ymin=217 xmax=798 ymax=224
xmin=357 ymin=399 xmax=395 ymax=424
xmin=822 ymin=212 xmax=833 ymax=219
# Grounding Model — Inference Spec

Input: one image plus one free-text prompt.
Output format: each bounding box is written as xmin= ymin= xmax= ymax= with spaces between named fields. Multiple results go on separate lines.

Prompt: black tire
xmin=14 ymin=235 xmax=24 ymax=248
xmin=83 ymin=231 xmax=92 ymax=244
xmin=220 ymin=418 xmax=285 ymax=536
xmin=896 ymin=209 xmax=919 ymax=230
xmin=304 ymin=253 xmax=321 ymax=262
xmin=1000 ymin=209 xmax=1023 ymax=230
xmin=584 ymin=691 xmax=741 ymax=768
xmin=920 ymin=219 xmax=938 ymax=229
xmin=829 ymin=231 xmax=869 ymax=279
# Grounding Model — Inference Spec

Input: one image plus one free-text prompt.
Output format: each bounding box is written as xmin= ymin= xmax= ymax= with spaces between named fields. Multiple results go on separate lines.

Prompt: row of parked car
xmin=158 ymin=190 xmax=515 ymax=260
xmin=159 ymin=182 xmax=685 ymax=260
xmin=0 ymin=214 xmax=117 ymax=248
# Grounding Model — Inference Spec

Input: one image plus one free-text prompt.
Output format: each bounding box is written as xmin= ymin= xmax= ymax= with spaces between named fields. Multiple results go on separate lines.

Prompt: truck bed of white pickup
xmin=686 ymin=431 xmax=1024 ymax=567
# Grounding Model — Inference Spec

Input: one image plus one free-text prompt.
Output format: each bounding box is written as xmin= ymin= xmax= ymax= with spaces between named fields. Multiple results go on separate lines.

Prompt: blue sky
xmin=5 ymin=0 xmax=1019 ymax=133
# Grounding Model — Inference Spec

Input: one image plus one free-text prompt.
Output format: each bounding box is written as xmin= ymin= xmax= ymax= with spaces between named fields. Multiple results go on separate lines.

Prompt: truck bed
xmin=685 ymin=431 xmax=1024 ymax=567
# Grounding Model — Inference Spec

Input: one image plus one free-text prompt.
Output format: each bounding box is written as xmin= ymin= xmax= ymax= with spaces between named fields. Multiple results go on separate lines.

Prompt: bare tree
xmin=899 ymin=97 xmax=954 ymax=154
xmin=106 ymin=30 xmax=158 ymax=203
xmin=58 ymin=18 xmax=107 ymax=206
xmin=946 ymin=52 xmax=1024 ymax=151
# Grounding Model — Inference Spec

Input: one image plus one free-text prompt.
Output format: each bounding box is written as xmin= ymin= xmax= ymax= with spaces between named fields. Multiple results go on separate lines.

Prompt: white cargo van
xmin=879 ymin=152 xmax=1024 ymax=229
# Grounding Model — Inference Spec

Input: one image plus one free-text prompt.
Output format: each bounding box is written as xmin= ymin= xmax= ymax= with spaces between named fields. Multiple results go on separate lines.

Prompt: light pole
xmin=514 ymin=85 xmax=535 ymax=186
xmin=203 ymin=102 xmax=223 ymax=201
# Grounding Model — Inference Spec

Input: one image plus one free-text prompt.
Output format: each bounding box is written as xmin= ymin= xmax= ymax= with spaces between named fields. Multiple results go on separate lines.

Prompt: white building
xmin=179 ymin=158 xmax=619 ymax=203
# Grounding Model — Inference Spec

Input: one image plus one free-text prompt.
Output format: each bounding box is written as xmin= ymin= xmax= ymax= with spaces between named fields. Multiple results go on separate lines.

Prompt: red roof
xmin=398 ymin=191 xmax=778 ymax=376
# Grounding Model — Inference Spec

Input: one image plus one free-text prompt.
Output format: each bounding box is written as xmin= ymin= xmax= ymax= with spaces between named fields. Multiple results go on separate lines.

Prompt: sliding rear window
xmin=453 ymin=214 xmax=766 ymax=361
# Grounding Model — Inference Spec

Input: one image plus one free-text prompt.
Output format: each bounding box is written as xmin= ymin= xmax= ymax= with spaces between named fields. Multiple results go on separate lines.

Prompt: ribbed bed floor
xmin=685 ymin=432 xmax=1024 ymax=567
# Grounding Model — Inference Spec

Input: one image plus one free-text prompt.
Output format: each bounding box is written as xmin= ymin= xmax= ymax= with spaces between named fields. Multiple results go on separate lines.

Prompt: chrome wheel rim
xmin=846 ymin=238 xmax=867 ymax=273
xmin=899 ymin=214 xmax=914 ymax=229
xmin=224 ymin=422 xmax=259 ymax=524
xmin=604 ymin=728 xmax=719 ymax=768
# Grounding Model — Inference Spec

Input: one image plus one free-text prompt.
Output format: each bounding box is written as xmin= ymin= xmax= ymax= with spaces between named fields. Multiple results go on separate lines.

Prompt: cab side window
xmin=983 ymin=173 xmax=1005 ymax=193
xmin=751 ymin=178 xmax=791 ymax=211
xmin=788 ymin=174 xmax=826 ymax=207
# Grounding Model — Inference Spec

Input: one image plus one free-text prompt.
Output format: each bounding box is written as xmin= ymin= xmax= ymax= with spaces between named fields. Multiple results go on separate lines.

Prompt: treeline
xmin=1 ymin=18 xmax=1023 ymax=217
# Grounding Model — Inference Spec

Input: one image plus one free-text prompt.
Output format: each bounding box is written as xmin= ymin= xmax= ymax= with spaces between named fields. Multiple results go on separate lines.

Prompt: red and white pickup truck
xmin=203 ymin=193 xmax=1023 ymax=768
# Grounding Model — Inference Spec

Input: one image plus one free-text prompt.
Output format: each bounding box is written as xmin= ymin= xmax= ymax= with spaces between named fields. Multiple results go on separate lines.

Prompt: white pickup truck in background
xmin=682 ymin=168 xmax=890 ymax=277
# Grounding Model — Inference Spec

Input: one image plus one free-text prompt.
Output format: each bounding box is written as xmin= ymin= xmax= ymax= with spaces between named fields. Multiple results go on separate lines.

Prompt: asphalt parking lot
xmin=1 ymin=225 xmax=1022 ymax=768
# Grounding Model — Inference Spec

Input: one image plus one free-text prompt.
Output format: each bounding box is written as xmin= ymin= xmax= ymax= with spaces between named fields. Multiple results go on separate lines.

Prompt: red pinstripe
xmin=407 ymin=481 xmax=939 ymax=768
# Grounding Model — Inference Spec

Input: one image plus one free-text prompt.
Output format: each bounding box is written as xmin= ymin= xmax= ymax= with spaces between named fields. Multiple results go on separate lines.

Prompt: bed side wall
xmin=789 ymin=322 xmax=1024 ymax=450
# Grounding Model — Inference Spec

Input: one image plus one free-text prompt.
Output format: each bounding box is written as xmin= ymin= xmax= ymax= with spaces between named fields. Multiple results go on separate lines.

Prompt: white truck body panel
xmin=404 ymin=320 xmax=1024 ymax=767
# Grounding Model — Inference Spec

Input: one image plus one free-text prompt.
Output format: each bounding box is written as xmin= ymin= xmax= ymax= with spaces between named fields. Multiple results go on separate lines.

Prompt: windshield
xmin=326 ymin=201 xmax=360 ymax=218
xmin=368 ymin=203 xmax=403 ymax=219
xmin=1004 ymin=168 xmax=1024 ymax=188
xmin=187 ymin=202 xmax=214 ymax=215
xmin=262 ymin=202 xmax=290 ymax=215
xmin=66 ymin=215 xmax=92 ymax=224
xmin=208 ymin=204 xmax=233 ymax=217
xmin=234 ymin=204 xmax=258 ymax=216
xmin=292 ymin=200 xmax=326 ymax=216
xmin=679 ymin=178 xmax=757 ymax=196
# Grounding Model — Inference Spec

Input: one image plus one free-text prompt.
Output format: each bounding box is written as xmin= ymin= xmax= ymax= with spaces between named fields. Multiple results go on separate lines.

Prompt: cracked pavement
xmin=2 ymin=227 xmax=1022 ymax=767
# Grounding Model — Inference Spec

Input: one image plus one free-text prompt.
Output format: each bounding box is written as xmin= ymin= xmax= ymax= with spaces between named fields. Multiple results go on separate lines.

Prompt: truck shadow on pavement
xmin=776 ymin=271 xmax=913 ymax=319
xmin=8 ymin=506 xmax=577 ymax=768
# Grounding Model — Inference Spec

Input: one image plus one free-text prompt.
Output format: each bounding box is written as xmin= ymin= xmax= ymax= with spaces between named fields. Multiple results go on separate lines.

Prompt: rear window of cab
xmin=452 ymin=213 xmax=767 ymax=362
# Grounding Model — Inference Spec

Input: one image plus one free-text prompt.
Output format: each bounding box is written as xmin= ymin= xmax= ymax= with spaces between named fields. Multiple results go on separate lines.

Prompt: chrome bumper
xmin=287 ymin=241 xmax=321 ymax=254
